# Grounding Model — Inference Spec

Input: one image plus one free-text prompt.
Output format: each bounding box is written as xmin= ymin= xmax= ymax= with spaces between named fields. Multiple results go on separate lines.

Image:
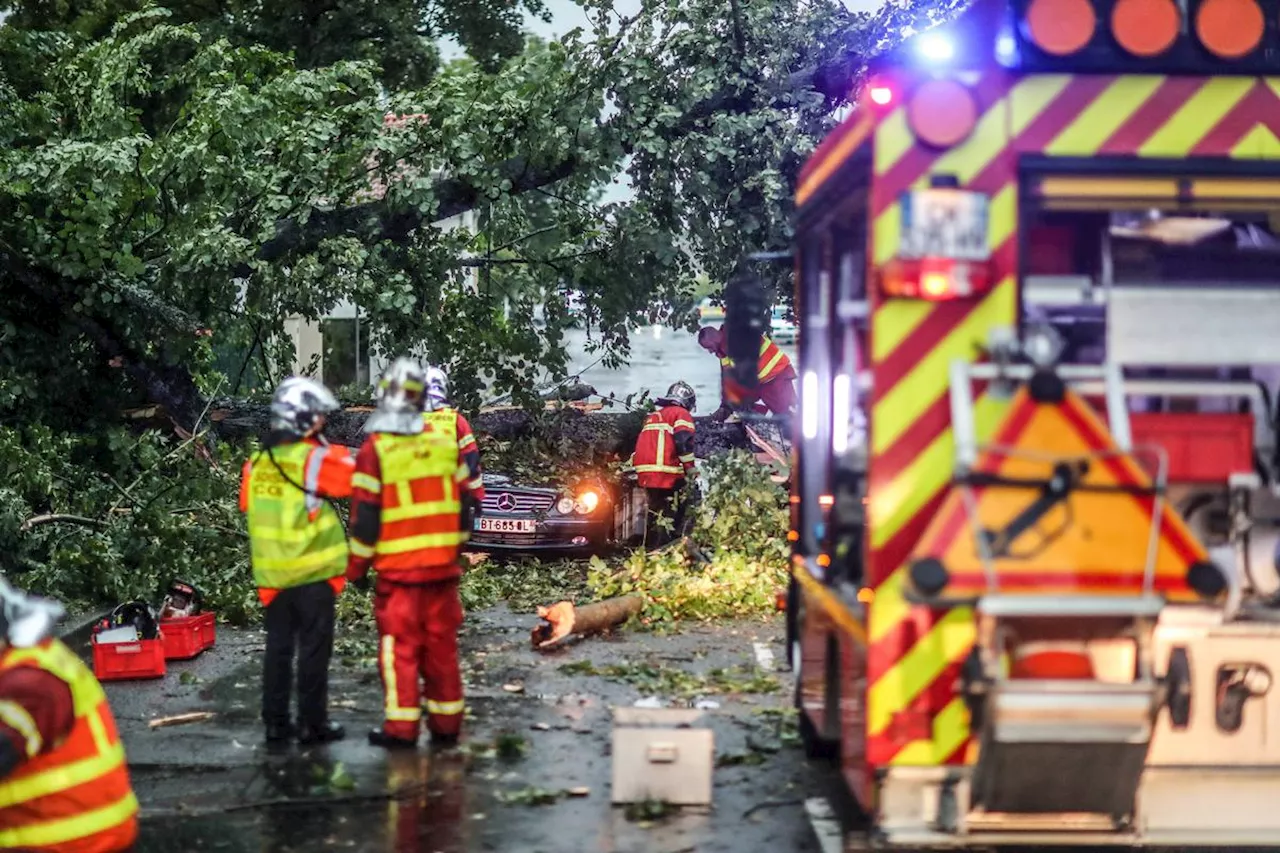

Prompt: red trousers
xmin=731 ymin=377 xmax=797 ymax=415
xmin=373 ymin=576 xmax=464 ymax=741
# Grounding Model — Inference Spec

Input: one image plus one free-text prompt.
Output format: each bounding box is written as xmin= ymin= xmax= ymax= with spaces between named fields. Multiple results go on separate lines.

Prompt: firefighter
xmin=424 ymin=365 xmax=487 ymax=514
xmin=631 ymin=381 xmax=698 ymax=547
xmin=697 ymin=324 xmax=797 ymax=419
xmin=347 ymin=358 xmax=470 ymax=749
xmin=241 ymin=377 xmax=353 ymax=745
xmin=0 ymin=578 xmax=139 ymax=853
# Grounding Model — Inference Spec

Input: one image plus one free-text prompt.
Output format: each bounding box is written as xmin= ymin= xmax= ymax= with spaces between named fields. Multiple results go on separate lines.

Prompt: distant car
xmin=466 ymin=473 xmax=646 ymax=556
xmin=770 ymin=306 xmax=797 ymax=344
xmin=698 ymin=298 xmax=725 ymax=324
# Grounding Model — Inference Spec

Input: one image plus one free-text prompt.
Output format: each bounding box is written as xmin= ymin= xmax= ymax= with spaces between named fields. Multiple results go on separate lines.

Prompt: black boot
xmin=368 ymin=728 xmax=418 ymax=749
xmin=264 ymin=722 xmax=296 ymax=744
xmin=298 ymin=721 xmax=346 ymax=745
xmin=429 ymin=732 xmax=460 ymax=749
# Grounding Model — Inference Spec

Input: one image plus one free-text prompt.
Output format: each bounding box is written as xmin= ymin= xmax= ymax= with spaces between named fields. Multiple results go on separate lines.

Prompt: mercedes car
xmin=466 ymin=473 xmax=646 ymax=556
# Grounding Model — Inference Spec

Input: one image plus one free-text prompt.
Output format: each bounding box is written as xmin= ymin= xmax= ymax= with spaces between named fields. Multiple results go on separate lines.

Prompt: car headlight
xmin=556 ymin=497 xmax=575 ymax=515
xmin=574 ymin=491 xmax=600 ymax=514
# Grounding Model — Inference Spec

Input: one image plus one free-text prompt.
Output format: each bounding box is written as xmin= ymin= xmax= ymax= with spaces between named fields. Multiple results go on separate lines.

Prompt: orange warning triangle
xmin=907 ymin=384 xmax=1209 ymax=601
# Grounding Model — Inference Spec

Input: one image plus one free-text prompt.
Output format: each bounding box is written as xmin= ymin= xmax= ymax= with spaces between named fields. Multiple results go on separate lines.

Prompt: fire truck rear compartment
xmin=872 ymin=603 xmax=1280 ymax=847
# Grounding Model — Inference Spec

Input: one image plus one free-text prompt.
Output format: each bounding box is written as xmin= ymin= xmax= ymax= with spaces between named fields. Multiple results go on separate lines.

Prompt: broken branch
xmin=19 ymin=514 xmax=108 ymax=534
xmin=148 ymin=711 xmax=217 ymax=729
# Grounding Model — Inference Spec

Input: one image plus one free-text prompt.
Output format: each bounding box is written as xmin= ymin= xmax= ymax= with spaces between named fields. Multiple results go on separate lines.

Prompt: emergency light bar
xmin=878 ymin=257 xmax=993 ymax=301
xmin=869 ymin=0 xmax=1280 ymax=78
xmin=1008 ymin=0 xmax=1280 ymax=75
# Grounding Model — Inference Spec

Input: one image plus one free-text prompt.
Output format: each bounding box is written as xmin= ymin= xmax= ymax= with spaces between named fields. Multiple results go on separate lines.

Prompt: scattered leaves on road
xmin=557 ymin=659 xmax=780 ymax=699
xmin=460 ymin=557 xmax=591 ymax=613
xmin=716 ymin=751 xmax=767 ymax=768
xmin=496 ymin=785 xmax=567 ymax=806
xmin=495 ymin=732 xmax=529 ymax=760
xmin=588 ymin=453 xmax=789 ymax=626
xmin=624 ymin=798 xmax=675 ymax=823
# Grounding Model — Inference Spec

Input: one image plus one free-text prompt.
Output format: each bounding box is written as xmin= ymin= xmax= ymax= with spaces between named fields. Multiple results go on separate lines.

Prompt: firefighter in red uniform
xmin=631 ymin=381 xmax=698 ymax=547
xmin=697 ymin=324 xmax=797 ymax=419
xmin=0 ymin=578 xmax=139 ymax=853
xmin=347 ymin=358 xmax=470 ymax=749
xmin=424 ymin=366 xmax=486 ymax=519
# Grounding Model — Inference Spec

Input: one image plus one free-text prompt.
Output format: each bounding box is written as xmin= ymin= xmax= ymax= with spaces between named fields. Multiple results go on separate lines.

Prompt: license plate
xmin=475 ymin=517 xmax=536 ymax=533
xmin=899 ymin=189 xmax=990 ymax=261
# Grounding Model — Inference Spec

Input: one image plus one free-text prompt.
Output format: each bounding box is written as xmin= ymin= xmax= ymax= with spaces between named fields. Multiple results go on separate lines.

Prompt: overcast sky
xmin=441 ymin=0 xmax=885 ymax=59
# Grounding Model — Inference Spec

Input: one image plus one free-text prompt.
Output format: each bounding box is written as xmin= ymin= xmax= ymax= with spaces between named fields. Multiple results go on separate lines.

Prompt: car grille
xmin=481 ymin=491 xmax=555 ymax=514
xmin=469 ymin=531 xmax=554 ymax=547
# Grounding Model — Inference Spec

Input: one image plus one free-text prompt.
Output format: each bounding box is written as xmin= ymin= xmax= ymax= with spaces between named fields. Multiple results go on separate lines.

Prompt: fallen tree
xmin=204 ymin=400 xmax=767 ymax=458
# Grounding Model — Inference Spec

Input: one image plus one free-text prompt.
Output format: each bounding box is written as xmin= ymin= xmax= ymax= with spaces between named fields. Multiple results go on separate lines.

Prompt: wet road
xmin=95 ymin=607 xmax=837 ymax=853
xmin=562 ymin=327 xmax=796 ymax=413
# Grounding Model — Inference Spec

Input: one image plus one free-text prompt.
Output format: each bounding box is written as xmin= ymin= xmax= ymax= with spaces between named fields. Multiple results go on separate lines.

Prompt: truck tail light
xmin=879 ymin=257 xmax=992 ymax=300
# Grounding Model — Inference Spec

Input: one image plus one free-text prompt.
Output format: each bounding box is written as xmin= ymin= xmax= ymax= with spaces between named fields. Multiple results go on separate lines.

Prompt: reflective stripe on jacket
xmin=365 ymin=410 xmax=468 ymax=573
xmin=632 ymin=405 xmax=695 ymax=489
xmin=718 ymin=335 xmax=792 ymax=385
xmin=0 ymin=640 xmax=138 ymax=852
xmin=424 ymin=408 xmax=485 ymax=500
xmin=245 ymin=442 xmax=349 ymax=590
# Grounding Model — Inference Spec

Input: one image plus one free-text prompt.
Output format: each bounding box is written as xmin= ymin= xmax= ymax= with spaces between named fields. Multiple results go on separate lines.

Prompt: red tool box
xmin=160 ymin=611 xmax=217 ymax=660
xmin=92 ymin=634 xmax=167 ymax=681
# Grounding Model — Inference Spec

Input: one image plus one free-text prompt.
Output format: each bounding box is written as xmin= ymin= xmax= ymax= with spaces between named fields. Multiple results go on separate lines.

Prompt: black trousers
xmin=262 ymin=581 xmax=336 ymax=730
xmin=645 ymin=482 xmax=689 ymax=548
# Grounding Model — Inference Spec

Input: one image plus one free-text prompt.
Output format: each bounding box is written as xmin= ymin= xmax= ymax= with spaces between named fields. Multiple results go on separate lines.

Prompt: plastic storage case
xmin=160 ymin=612 xmax=216 ymax=660
xmin=92 ymin=635 xmax=167 ymax=681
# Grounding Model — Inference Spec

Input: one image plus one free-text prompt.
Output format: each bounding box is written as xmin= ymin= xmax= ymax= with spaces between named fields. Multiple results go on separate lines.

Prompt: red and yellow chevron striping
xmin=860 ymin=71 xmax=1280 ymax=769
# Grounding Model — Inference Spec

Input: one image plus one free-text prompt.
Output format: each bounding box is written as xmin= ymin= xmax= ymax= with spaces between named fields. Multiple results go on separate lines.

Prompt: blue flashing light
xmin=918 ymin=32 xmax=956 ymax=63
xmin=995 ymin=28 xmax=1019 ymax=67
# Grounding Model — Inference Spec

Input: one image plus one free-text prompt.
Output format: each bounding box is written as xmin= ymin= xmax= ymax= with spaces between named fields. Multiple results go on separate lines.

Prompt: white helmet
xmin=0 ymin=577 xmax=64 ymax=648
xmin=425 ymin=366 xmax=450 ymax=412
xmin=365 ymin=357 xmax=427 ymax=434
xmin=659 ymin=380 xmax=696 ymax=412
xmin=270 ymin=377 xmax=339 ymax=437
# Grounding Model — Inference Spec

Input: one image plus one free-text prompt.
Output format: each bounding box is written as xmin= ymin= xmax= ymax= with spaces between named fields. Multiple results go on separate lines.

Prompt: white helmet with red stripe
xmin=270 ymin=377 xmax=339 ymax=437
xmin=366 ymin=357 xmax=427 ymax=434
xmin=0 ymin=576 xmax=64 ymax=649
xmin=658 ymin=381 xmax=696 ymax=412
xmin=425 ymin=366 xmax=450 ymax=412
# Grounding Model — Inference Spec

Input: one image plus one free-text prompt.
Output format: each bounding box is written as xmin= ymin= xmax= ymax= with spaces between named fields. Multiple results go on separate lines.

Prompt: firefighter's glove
xmin=459 ymin=494 xmax=478 ymax=531
xmin=352 ymin=575 xmax=371 ymax=594
xmin=710 ymin=405 xmax=732 ymax=423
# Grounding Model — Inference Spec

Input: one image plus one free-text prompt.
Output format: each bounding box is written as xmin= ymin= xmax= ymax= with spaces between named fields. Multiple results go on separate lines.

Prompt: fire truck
xmin=775 ymin=0 xmax=1280 ymax=845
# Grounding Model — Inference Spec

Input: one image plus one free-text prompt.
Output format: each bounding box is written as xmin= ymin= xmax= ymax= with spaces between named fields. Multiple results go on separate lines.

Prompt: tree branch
xmin=245 ymin=153 xmax=580 ymax=269
xmin=728 ymin=0 xmax=747 ymax=56
xmin=244 ymin=53 xmax=847 ymax=274
xmin=20 ymin=514 xmax=108 ymax=534
xmin=455 ymin=247 xmax=604 ymax=268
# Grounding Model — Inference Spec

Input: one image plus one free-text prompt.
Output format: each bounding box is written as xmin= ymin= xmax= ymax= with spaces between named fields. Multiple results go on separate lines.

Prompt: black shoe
xmin=265 ymin=723 xmax=295 ymax=744
xmin=368 ymin=728 xmax=418 ymax=749
xmin=298 ymin=721 xmax=345 ymax=745
xmin=429 ymin=732 xmax=460 ymax=749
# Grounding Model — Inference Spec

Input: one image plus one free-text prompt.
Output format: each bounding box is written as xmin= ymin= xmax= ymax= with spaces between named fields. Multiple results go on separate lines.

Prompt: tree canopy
xmin=2 ymin=0 xmax=959 ymax=422
xmin=0 ymin=0 xmax=957 ymax=608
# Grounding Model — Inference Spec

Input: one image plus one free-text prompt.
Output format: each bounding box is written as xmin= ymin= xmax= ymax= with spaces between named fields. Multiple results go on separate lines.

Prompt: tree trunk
xmin=530 ymin=594 xmax=645 ymax=650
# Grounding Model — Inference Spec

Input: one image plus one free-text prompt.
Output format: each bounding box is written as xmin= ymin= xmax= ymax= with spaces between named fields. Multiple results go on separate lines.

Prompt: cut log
xmin=531 ymin=595 xmax=645 ymax=650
